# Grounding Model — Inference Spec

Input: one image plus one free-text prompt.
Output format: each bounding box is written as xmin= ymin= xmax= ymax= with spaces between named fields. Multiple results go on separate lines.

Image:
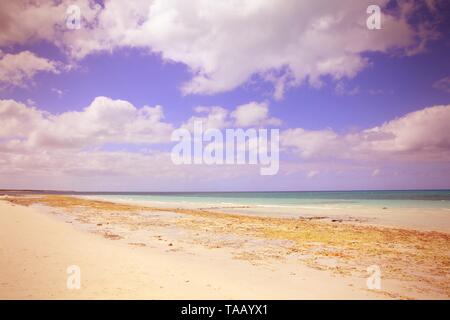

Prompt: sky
xmin=0 ymin=0 xmax=449 ymax=191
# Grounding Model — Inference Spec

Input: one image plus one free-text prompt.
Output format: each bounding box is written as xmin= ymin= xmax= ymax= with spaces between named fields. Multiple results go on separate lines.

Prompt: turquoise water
xmin=78 ymin=190 xmax=450 ymax=209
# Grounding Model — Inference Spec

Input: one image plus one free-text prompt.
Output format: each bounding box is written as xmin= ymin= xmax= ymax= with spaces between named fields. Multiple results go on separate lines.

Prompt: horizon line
xmin=1 ymin=188 xmax=449 ymax=194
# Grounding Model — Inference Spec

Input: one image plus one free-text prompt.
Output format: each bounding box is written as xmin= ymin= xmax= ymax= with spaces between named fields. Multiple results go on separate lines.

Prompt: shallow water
xmin=76 ymin=190 xmax=450 ymax=232
xmin=79 ymin=190 xmax=450 ymax=209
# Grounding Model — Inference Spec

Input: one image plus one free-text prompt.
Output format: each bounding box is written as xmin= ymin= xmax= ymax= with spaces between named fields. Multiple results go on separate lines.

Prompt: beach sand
xmin=0 ymin=195 xmax=449 ymax=299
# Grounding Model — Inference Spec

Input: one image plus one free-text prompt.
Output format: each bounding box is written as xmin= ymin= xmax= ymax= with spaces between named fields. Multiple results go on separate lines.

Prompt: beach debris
xmin=128 ymin=242 xmax=146 ymax=247
xmin=103 ymin=232 xmax=123 ymax=240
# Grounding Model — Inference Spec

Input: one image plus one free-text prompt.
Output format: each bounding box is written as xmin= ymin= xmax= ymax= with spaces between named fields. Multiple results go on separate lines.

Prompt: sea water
xmin=75 ymin=190 xmax=450 ymax=210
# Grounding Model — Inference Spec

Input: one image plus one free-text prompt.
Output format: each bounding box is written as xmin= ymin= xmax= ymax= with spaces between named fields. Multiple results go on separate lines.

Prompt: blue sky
xmin=0 ymin=0 xmax=449 ymax=191
xmin=3 ymin=36 xmax=449 ymax=131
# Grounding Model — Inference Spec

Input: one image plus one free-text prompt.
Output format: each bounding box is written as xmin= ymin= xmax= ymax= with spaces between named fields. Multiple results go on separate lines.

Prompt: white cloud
xmin=359 ymin=105 xmax=450 ymax=159
xmin=183 ymin=101 xmax=280 ymax=130
xmin=0 ymin=98 xmax=280 ymax=180
xmin=231 ymin=101 xmax=281 ymax=127
xmin=0 ymin=98 xmax=265 ymax=189
xmin=0 ymin=99 xmax=46 ymax=138
xmin=0 ymin=96 xmax=174 ymax=149
xmin=0 ymin=97 xmax=283 ymax=185
xmin=183 ymin=106 xmax=231 ymax=131
xmin=282 ymin=104 xmax=450 ymax=162
xmin=129 ymin=0 xmax=430 ymax=96
xmin=1 ymin=98 xmax=449 ymax=189
xmin=0 ymin=51 xmax=61 ymax=88
xmin=281 ymin=128 xmax=342 ymax=160
xmin=0 ymin=0 xmax=441 ymax=97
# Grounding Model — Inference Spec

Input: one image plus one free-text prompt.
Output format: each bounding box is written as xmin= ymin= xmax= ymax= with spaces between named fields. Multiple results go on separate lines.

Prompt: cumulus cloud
xmin=0 ymin=96 xmax=193 ymax=187
xmin=182 ymin=101 xmax=280 ymax=130
xmin=0 ymin=99 xmax=46 ymax=138
xmin=0 ymin=51 xmax=61 ymax=88
xmin=282 ymin=104 xmax=450 ymax=162
xmin=281 ymin=128 xmax=343 ymax=160
xmin=0 ymin=96 xmax=174 ymax=149
xmin=183 ymin=106 xmax=232 ymax=131
xmin=81 ymin=0 xmax=435 ymax=97
xmin=0 ymin=100 xmax=264 ymax=189
xmin=1 ymin=98 xmax=449 ymax=189
xmin=0 ymin=97 xmax=285 ymax=186
xmin=231 ymin=102 xmax=281 ymax=127
xmin=0 ymin=0 xmax=442 ymax=97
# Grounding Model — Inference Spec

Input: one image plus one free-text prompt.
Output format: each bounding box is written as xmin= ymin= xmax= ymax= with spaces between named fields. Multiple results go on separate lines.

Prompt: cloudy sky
xmin=0 ymin=0 xmax=449 ymax=191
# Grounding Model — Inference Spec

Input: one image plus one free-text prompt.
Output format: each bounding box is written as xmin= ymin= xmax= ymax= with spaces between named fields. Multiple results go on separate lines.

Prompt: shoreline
xmin=76 ymin=194 xmax=450 ymax=233
xmin=1 ymin=194 xmax=449 ymax=299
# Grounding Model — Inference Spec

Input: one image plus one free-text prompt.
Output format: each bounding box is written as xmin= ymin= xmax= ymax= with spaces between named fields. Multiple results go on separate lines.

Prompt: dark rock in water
xmin=382 ymin=207 xmax=388 ymax=210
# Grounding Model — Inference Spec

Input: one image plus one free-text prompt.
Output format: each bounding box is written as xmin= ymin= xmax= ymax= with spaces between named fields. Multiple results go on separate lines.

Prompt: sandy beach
xmin=0 ymin=194 xmax=449 ymax=299
xmin=1 ymin=0 xmax=449 ymax=306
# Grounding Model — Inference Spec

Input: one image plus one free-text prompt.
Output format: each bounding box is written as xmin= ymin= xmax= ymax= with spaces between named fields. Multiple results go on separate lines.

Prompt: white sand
xmin=0 ymin=200 xmax=388 ymax=299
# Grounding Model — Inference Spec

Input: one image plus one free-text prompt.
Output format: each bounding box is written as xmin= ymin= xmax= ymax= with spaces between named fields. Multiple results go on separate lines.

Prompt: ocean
xmin=75 ymin=190 xmax=450 ymax=209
